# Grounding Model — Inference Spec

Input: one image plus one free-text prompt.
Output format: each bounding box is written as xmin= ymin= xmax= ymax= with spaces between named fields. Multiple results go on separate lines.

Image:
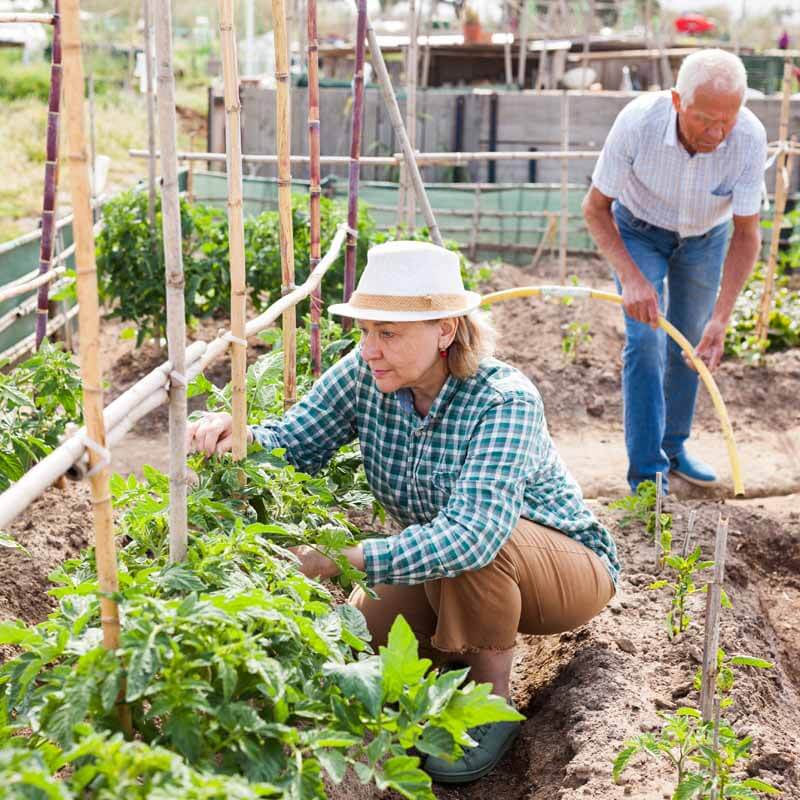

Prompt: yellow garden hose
xmin=481 ymin=285 xmax=744 ymax=496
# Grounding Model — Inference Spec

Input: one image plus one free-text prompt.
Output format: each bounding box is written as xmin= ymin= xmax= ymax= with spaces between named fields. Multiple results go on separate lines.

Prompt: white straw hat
xmin=328 ymin=240 xmax=482 ymax=322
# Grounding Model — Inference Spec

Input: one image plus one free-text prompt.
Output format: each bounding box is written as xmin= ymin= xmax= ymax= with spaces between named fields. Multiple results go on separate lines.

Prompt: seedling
xmin=613 ymin=706 xmax=780 ymax=798
xmin=561 ymin=321 xmax=592 ymax=362
xmin=649 ymin=545 xmax=715 ymax=639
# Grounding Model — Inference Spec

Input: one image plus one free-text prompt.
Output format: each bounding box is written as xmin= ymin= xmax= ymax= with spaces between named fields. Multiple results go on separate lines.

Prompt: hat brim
xmin=327 ymin=292 xmax=483 ymax=322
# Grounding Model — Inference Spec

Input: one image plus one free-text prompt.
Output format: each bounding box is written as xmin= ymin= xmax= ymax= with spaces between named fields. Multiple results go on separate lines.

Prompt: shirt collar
xmin=396 ymin=373 xmax=461 ymax=422
xmin=664 ymin=103 xmax=727 ymax=152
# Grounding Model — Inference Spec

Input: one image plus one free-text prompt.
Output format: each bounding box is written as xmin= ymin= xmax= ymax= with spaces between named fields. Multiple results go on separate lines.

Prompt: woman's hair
xmin=675 ymin=49 xmax=746 ymax=109
xmin=443 ymin=311 xmax=496 ymax=380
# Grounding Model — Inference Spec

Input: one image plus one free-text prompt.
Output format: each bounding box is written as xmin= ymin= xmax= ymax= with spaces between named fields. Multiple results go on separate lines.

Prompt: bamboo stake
xmin=405 ymin=0 xmax=417 ymax=234
xmin=342 ymin=0 xmax=367 ymax=331
xmin=700 ymin=515 xmax=729 ymax=721
xmin=143 ymin=0 xmax=157 ymax=230
xmin=757 ymin=61 xmax=794 ymax=343
xmin=363 ymin=8 xmax=443 ymax=247
xmin=503 ymin=1 xmax=513 ymax=86
xmin=420 ymin=0 xmax=435 ymax=89
xmin=529 ymin=212 xmax=557 ymax=269
xmin=709 ymin=697 xmax=722 ymax=800
xmin=61 ymin=0 xmax=129 ymax=735
xmin=218 ymin=0 xmax=250 ymax=446
xmin=272 ymin=0 xmax=297 ymax=405
xmin=155 ymin=0 xmax=188 ymax=562
xmin=558 ymin=91 xmax=569 ymax=282
xmin=35 ymin=0 xmax=62 ymax=350
xmin=307 ymin=0 xmax=322 ymax=377
xmin=517 ymin=0 xmax=529 ymax=88
xmin=654 ymin=470 xmax=663 ymax=572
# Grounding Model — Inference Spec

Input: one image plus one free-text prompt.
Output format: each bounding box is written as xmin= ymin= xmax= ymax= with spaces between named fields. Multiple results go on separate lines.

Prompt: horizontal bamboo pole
xmin=129 ymin=148 xmax=605 ymax=166
xmin=0 ymin=226 xmax=349 ymax=528
xmin=0 ymin=12 xmax=56 ymax=23
xmin=565 ymin=46 xmax=700 ymax=62
xmin=0 ymin=266 xmax=67 ymax=304
xmin=0 ymin=304 xmax=79 ymax=364
xmin=0 ymin=277 xmax=71 ymax=336
xmin=0 ymin=341 xmax=206 ymax=529
xmin=368 ymin=203 xmax=585 ymax=221
xmin=481 ymin=285 xmax=744 ymax=496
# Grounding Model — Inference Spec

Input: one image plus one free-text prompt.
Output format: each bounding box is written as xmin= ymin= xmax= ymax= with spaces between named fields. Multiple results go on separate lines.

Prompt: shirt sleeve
xmin=591 ymin=100 xmax=640 ymax=199
xmin=361 ymin=394 xmax=542 ymax=585
xmin=732 ymin=130 xmax=768 ymax=217
xmin=249 ymin=351 xmax=359 ymax=474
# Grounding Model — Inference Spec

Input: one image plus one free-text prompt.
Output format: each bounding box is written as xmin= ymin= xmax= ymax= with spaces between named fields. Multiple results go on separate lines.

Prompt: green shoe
xmin=423 ymin=719 xmax=522 ymax=784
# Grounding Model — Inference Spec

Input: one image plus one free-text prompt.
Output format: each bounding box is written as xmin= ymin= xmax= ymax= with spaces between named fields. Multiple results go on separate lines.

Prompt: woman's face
xmin=357 ymin=318 xmax=455 ymax=394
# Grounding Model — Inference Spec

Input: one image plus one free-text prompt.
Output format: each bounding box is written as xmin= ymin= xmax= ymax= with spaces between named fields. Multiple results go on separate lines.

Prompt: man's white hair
xmin=675 ymin=49 xmax=747 ymax=108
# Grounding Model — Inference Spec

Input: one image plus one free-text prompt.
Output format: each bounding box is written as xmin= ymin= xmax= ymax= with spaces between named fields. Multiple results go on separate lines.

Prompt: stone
xmin=616 ymin=637 xmax=637 ymax=654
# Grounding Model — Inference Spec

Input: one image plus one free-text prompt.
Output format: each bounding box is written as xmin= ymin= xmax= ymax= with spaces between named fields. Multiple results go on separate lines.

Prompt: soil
xmin=2 ymin=256 xmax=799 ymax=799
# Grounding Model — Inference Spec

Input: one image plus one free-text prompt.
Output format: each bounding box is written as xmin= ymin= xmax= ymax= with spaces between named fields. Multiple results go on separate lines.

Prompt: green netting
xmin=191 ymin=171 xmax=595 ymax=264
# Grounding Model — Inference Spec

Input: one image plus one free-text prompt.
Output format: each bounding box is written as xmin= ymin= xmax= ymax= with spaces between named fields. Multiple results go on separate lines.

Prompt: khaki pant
xmin=349 ymin=517 xmax=615 ymax=656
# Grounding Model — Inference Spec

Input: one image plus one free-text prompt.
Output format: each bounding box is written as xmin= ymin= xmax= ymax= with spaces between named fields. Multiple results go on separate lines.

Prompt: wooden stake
xmin=154 ymin=0 xmax=188 ymax=562
xmin=405 ymin=0 xmax=417 ymax=235
xmin=709 ymin=696 xmax=721 ymax=800
xmin=307 ymin=0 xmax=322 ymax=377
xmin=217 ymin=0 xmax=250 ymax=444
xmin=420 ymin=0 xmax=435 ymax=89
xmin=363 ymin=8 xmax=443 ymax=247
xmin=701 ymin=514 xmax=729 ymax=721
xmin=654 ymin=470 xmax=663 ymax=572
xmin=342 ymin=0 xmax=367 ymax=331
xmin=143 ymin=0 xmax=157 ymax=230
xmin=61 ymin=0 xmax=129 ymax=735
xmin=35 ymin=0 xmax=62 ymax=350
xmin=681 ymin=508 xmax=696 ymax=558
xmin=757 ymin=60 xmax=794 ymax=344
xmin=272 ymin=0 xmax=297 ymax=406
xmin=468 ymin=185 xmax=481 ymax=260
xmin=558 ymin=91 xmax=569 ymax=282
xmin=503 ymin=1 xmax=513 ymax=86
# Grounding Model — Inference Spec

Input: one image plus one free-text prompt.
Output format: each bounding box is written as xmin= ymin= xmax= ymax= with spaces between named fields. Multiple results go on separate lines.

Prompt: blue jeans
xmin=612 ymin=202 xmax=730 ymax=491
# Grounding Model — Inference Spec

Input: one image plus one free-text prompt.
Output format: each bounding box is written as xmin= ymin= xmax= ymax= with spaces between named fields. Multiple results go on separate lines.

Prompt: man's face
xmin=671 ymin=84 xmax=742 ymax=154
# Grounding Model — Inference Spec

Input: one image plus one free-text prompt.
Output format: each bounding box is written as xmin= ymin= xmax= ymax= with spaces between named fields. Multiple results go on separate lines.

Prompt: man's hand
xmin=186 ymin=412 xmax=253 ymax=456
xmin=692 ymin=317 xmax=727 ymax=372
xmin=620 ymin=270 xmax=660 ymax=328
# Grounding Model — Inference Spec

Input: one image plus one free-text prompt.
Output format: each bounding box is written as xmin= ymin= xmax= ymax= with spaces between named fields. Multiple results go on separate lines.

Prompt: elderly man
xmin=583 ymin=49 xmax=766 ymax=492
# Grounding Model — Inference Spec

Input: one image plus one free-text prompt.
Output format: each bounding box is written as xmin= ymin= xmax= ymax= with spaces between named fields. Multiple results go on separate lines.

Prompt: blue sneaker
xmin=669 ymin=451 xmax=717 ymax=487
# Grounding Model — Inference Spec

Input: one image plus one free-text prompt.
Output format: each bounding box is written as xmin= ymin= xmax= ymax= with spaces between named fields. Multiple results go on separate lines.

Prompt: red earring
xmin=439 ymin=348 xmax=448 ymax=359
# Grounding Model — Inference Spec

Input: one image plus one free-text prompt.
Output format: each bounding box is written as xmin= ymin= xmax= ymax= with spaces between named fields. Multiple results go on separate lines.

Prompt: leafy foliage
xmin=725 ymin=215 xmax=800 ymax=362
xmin=0 ymin=341 xmax=83 ymax=492
xmin=561 ymin=321 xmax=592 ymax=362
xmin=95 ymin=191 xmax=375 ymax=345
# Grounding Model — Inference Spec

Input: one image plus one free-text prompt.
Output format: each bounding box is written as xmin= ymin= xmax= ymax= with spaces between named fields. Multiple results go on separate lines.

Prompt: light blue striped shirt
xmin=592 ymin=92 xmax=767 ymax=237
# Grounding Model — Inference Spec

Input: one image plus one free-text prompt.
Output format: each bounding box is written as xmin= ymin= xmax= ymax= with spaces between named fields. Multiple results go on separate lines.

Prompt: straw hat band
xmin=349 ymin=291 xmax=470 ymax=313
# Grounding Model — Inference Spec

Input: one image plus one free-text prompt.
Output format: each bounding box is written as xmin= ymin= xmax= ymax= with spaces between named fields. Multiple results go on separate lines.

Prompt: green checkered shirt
xmin=252 ymin=351 xmax=620 ymax=586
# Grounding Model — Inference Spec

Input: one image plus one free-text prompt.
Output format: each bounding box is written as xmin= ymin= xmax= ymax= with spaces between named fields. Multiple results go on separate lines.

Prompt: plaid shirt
xmin=252 ymin=351 xmax=620 ymax=586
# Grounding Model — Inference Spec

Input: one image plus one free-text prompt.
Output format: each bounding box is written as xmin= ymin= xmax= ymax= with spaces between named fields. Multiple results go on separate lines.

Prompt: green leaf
xmin=729 ymin=655 xmax=773 ymax=670
xmin=375 ymin=755 xmax=434 ymax=800
xmin=125 ymin=626 xmax=161 ymax=702
xmin=380 ymin=615 xmax=431 ymax=703
xmin=439 ymin=683 xmax=524 ymax=731
xmin=0 ymin=621 xmax=43 ymax=648
xmin=612 ymin=744 xmax=639 ymax=782
xmin=674 ymin=773 xmax=705 ymax=800
xmin=740 ymin=778 xmax=781 ymax=795
xmin=323 ymin=658 xmax=383 ymax=717
xmin=316 ymin=749 xmax=347 ymax=784
xmin=416 ymin=725 xmax=456 ymax=759
xmin=100 ymin=670 xmax=121 ymax=713
xmin=0 ymin=531 xmax=30 ymax=556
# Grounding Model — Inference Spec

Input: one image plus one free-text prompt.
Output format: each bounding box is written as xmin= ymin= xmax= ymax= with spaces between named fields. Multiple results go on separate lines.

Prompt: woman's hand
xmin=185 ymin=412 xmax=253 ymax=456
xmin=289 ymin=545 xmax=365 ymax=580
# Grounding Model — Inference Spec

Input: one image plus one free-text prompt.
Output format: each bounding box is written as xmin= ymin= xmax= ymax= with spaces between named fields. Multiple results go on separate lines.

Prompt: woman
xmin=187 ymin=240 xmax=621 ymax=784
